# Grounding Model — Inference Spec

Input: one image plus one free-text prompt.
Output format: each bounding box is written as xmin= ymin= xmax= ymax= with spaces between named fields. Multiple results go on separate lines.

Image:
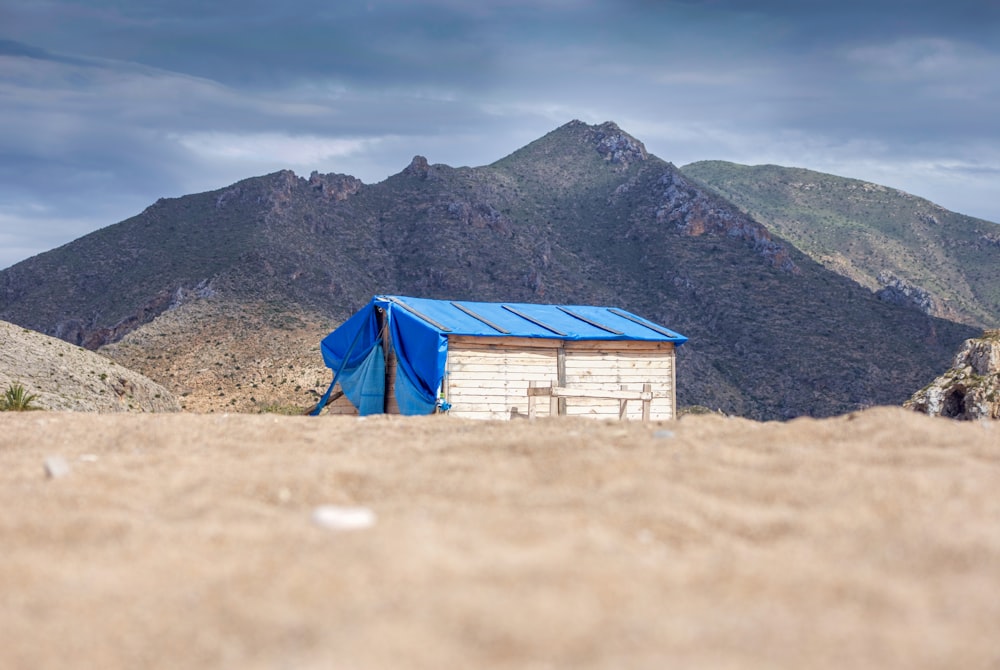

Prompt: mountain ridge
xmin=0 ymin=120 xmax=980 ymax=419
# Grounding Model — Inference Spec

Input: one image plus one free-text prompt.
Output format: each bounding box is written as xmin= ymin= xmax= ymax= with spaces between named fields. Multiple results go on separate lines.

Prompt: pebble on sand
xmin=44 ymin=456 xmax=71 ymax=479
xmin=311 ymin=505 xmax=377 ymax=531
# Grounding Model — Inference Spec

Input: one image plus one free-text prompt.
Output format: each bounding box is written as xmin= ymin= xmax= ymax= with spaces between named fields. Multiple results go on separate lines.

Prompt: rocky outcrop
xmin=445 ymin=200 xmax=513 ymax=235
xmin=215 ymin=170 xmax=299 ymax=209
xmin=654 ymin=170 xmax=799 ymax=273
xmin=403 ymin=155 xmax=432 ymax=179
xmin=52 ymin=285 xmax=213 ymax=350
xmin=905 ymin=330 xmax=1000 ymax=420
xmin=876 ymin=271 xmax=935 ymax=314
xmin=582 ymin=121 xmax=649 ymax=168
xmin=308 ymin=171 xmax=363 ymax=200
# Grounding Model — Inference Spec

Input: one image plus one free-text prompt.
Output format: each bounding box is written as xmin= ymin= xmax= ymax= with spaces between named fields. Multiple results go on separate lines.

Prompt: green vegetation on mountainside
xmin=681 ymin=161 xmax=1000 ymax=328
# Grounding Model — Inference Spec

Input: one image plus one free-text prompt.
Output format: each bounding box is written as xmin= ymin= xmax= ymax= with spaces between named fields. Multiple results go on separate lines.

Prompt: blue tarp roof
xmin=315 ymin=296 xmax=687 ymax=417
xmin=372 ymin=295 xmax=688 ymax=343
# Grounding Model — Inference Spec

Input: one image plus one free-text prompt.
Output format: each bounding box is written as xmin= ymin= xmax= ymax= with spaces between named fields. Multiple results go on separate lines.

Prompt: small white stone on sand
xmin=44 ymin=456 xmax=71 ymax=479
xmin=311 ymin=505 xmax=376 ymax=531
xmin=653 ymin=429 xmax=675 ymax=439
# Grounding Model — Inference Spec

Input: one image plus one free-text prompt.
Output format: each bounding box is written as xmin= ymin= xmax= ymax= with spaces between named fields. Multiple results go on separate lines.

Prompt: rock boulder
xmin=905 ymin=330 xmax=1000 ymax=420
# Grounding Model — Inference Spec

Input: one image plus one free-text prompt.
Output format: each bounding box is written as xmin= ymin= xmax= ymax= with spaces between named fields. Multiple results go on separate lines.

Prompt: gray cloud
xmin=1 ymin=0 xmax=998 ymax=270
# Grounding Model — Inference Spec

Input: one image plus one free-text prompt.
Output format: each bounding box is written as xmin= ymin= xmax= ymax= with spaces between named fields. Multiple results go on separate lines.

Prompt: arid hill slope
xmin=101 ymin=299 xmax=333 ymax=414
xmin=0 ymin=319 xmax=178 ymax=412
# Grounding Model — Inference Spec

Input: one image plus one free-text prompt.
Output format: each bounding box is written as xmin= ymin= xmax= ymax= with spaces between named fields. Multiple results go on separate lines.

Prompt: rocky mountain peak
xmin=215 ymin=169 xmax=299 ymax=210
xmin=585 ymin=121 xmax=648 ymax=167
xmin=403 ymin=155 xmax=431 ymax=179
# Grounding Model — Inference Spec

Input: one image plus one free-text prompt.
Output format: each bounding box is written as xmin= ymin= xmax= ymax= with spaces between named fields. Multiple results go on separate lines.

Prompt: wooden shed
xmin=313 ymin=295 xmax=687 ymax=420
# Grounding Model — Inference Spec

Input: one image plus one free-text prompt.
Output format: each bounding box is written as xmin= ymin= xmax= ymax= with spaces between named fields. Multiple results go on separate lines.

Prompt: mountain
xmin=0 ymin=319 xmax=178 ymax=412
xmin=680 ymin=161 xmax=1000 ymax=329
xmin=0 ymin=121 xmax=979 ymax=419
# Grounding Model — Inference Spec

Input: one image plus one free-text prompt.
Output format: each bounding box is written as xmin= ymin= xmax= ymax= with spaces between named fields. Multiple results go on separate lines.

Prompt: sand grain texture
xmin=1 ymin=407 xmax=998 ymax=669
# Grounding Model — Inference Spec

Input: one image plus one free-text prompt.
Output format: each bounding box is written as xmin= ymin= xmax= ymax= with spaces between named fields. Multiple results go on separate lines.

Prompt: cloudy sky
xmin=2 ymin=0 xmax=998 ymax=269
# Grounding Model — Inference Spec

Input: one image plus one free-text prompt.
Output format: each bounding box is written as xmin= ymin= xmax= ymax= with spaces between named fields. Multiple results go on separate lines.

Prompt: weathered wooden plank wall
xmin=562 ymin=343 xmax=674 ymax=420
xmin=444 ymin=336 xmax=676 ymax=420
xmin=445 ymin=337 xmax=559 ymax=420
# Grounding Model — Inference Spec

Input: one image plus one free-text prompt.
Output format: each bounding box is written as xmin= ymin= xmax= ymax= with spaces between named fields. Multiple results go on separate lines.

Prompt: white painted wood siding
xmin=443 ymin=336 xmax=675 ymax=420
xmin=444 ymin=336 xmax=559 ymax=419
xmin=562 ymin=342 xmax=675 ymax=420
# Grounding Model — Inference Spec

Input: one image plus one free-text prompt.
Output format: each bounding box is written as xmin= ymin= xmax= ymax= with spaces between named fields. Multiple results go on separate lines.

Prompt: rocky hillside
xmin=0 ymin=121 xmax=980 ymax=419
xmin=906 ymin=330 xmax=1000 ymax=420
xmin=0 ymin=320 xmax=178 ymax=412
xmin=681 ymin=161 xmax=1000 ymax=329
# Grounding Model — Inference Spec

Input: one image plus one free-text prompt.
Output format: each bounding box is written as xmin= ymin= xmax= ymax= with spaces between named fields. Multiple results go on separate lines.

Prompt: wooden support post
xmin=642 ymin=383 xmax=652 ymax=422
xmin=527 ymin=381 xmax=558 ymax=417
xmin=510 ymin=407 xmax=527 ymax=420
xmin=556 ymin=346 xmax=567 ymax=416
xmin=669 ymin=349 xmax=676 ymax=420
xmin=304 ymin=389 xmax=344 ymax=415
xmin=619 ymin=384 xmax=629 ymax=420
xmin=381 ymin=315 xmax=391 ymax=414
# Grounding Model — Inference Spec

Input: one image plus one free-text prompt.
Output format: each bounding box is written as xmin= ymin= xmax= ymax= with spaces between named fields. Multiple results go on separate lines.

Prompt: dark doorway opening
xmin=942 ymin=386 xmax=967 ymax=419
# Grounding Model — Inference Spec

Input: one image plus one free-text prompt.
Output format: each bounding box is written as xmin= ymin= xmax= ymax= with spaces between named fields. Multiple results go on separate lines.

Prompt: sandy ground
xmin=1 ymin=407 xmax=998 ymax=670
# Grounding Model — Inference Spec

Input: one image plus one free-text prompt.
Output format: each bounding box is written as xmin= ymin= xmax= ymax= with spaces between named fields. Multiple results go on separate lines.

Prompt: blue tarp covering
xmin=387 ymin=305 xmax=445 ymax=414
xmin=316 ymin=295 xmax=688 ymax=416
xmin=312 ymin=306 xmax=383 ymax=416
xmin=337 ymin=342 xmax=386 ymax=415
